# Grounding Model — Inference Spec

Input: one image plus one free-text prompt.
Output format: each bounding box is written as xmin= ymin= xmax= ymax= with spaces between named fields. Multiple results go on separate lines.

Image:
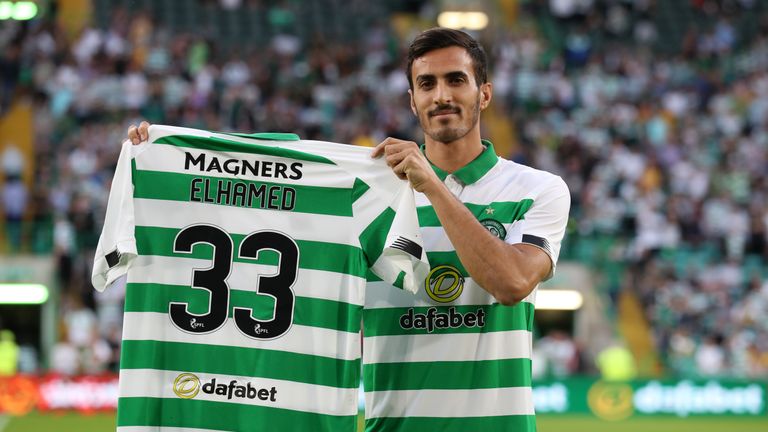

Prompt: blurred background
xmin=0 ymin=0 xmax=767 ymax=430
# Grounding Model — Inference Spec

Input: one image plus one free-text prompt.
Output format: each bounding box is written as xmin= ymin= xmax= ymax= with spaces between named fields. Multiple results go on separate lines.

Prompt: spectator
xmin=1 ymin=174 xmax=27 ymax=252
xmin=695 ymin=335 xmax=727 ymax=376
xmin=0 ymin=329 xmax=19 ymax=376
xmin=538 ymin=330 xmax=579 ymax=377
xmin=596 ymin=341 xmax=638 ymax=381
xmin=50 ymin=339 xmax=80 ymax=376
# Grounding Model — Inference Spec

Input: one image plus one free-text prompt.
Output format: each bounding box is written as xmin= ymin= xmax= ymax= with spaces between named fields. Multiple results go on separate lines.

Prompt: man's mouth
xmin=430 ymin=107 xmax=460 ymax=117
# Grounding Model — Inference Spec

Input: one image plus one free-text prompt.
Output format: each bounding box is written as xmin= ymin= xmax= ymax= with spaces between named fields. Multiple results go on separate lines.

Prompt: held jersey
xmin=363 ymin=141 xmax=570 ymax=432
xmin=92 ymin=125 xmax=429 ymax=432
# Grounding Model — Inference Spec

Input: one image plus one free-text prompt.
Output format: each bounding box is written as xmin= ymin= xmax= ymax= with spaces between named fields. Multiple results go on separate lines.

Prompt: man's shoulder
xmin=492 ymin=157 xmax=568 ymax=192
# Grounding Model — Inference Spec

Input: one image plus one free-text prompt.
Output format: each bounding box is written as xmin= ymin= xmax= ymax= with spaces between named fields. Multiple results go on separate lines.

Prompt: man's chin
xmin=428 ymin=128 xmax=463 ymax=143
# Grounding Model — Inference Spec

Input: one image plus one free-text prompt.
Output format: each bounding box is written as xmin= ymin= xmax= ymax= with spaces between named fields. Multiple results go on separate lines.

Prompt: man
xmin=128 ymin=28 xmax=569 ymax=432
xmin=362 ymin=28 xmax=569 ymax=431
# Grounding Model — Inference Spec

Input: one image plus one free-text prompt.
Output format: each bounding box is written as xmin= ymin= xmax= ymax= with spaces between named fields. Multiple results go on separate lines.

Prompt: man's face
xmin=409 ymin=46 xmax=490 ymax=144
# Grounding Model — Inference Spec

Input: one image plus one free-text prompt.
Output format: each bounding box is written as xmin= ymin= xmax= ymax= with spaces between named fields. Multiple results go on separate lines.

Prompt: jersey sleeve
xmin=516 ymin=175 xmax=570 ymax=280
xmin=361 ymin=183 xmax=429 ymax=294
xmin=91 ymin=140 xmax=138 ymax=292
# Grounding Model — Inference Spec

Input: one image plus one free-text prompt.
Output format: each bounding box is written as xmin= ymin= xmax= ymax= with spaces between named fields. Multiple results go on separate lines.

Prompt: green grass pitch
xmin=2 ymin=412 xmax=766 ymax=431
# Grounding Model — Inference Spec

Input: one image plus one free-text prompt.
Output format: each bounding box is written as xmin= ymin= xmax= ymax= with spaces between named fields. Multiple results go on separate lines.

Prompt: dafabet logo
xmin=425 ymin=265 xmax=464 ymax=303
xmin=172 ymin=373 xmax=278 ymax=402
xmin=173 ymin=373 xmax=201 ymax=399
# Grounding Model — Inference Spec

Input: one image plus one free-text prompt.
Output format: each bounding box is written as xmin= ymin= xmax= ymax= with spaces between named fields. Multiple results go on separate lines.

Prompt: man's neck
xmin=424 ymin=134 xmax=485 ymax=173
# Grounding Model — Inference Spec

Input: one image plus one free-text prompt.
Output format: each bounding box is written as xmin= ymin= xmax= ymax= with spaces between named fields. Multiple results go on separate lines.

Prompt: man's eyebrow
xmin=415 ymin=74 xmax=436 ymax=83
xmin=445 ymin=71 xmax=469 ymax=80
xmin=416 ymin=71 xmax=469 ymax=83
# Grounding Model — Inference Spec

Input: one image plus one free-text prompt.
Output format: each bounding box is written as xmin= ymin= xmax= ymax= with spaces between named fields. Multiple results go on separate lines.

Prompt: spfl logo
xmin=480 ymin=219 xmax=507 ymax=240
xmin=190 ymin=318 xmax=204 ymax=329
xmin=173 ymin=373 xmax=201 ymax=399
xmin=253 ymin=324 xmax=268 ymax=335
xmin=425 ymin=265 xmax=464 ymax=303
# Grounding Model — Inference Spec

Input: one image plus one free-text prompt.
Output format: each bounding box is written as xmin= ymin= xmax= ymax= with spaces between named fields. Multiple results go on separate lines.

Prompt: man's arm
xmin=372 ymin=138 xmax=555 ymax=306
xmin=424 ymin=183 xmax=552 ymax=305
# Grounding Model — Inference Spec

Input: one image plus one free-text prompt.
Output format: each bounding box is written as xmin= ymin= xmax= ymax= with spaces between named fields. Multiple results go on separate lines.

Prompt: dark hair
xmin=406 ymin=27 xmax=488 ymax=90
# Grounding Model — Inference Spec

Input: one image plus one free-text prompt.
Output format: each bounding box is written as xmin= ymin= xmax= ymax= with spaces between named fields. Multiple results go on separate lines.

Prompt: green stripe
xmin=365 ymin=414 xmax=535 ymax=432
xmin=154 ymin=135 xmax=334 ymax=164
xmin=417 ymin=200 xmax=534 ymax=227
xmin=426 ymin=251 xmax=467 ymax=276
xmin=392 ymin=271 xmax=406 ymax=290
xmin=222 ymin=132 xmax=300 ymax=141
xmin=120 ymin=340 xmax=360 ymax=388
xmin=358 ymin=208 xmax=395 ymax=267
xmin=133 ymin=169 xmax=354 ymax=217
xmin=362 ymin=303 xmax=534 ymax=336
xmin=124 ymin=283 xmax=361 ymax=333
xmin=367 ymin=249 xmax=476 ymax=280
xmin=351 ymin=178 xmax=370 ymax=205
xmin=134 ymin=226 xmax=367 ymax=278
xmin=118 ymin=397 xmax=355 ymax=431
xmin=366 ymin=269 xmax=380 ymax=282
xmin=363 ymin=358 xmax=531 ymax=391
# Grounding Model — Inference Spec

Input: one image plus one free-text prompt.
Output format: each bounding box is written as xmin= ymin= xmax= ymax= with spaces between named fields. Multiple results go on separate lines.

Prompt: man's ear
xmin=408 ymin=89 xmax=417 ymax=115
xmin=479 ymin=82 xmax=492 ymax=110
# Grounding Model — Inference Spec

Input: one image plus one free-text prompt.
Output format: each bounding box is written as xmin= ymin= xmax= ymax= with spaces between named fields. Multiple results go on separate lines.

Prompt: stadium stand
xmin=0 ymin=0 xmax=767 ymax=380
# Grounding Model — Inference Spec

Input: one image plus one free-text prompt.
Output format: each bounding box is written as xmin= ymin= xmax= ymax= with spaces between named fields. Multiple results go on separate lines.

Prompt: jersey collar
xmin=421 ymin=140 xmax=499 ymax=185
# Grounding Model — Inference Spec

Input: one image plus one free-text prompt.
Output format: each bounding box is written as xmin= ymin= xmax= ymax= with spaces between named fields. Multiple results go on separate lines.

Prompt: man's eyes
xmin=418 ymin=77 xmax=466 ymax=88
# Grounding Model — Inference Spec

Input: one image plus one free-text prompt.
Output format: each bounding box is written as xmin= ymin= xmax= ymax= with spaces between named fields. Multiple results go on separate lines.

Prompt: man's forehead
xmin=412 ymin=46 xmax=473 ymax=76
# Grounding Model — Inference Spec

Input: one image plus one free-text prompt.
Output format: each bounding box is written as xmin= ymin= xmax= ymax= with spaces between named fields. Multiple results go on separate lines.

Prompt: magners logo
xmin=425 ymin=265 xmax=464 ymax=303
xmin=173 ymin=373 xmax=201 ymax=399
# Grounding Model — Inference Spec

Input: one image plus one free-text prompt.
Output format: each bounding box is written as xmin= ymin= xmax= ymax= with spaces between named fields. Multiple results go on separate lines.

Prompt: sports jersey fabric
xmin=363 ymin=140 xmax=570 ymax=432
xmin=92 ymin=125 xmax=429 ymax=432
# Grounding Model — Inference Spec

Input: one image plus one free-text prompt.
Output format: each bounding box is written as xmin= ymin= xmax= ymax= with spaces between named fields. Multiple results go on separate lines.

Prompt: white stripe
xmin=141 ymin=125 xmax=406 ymax=194
xmin=413 ymin=159 xmax=548 ymax=204
xmin=365 ymin=386 xmax=534 ymax=418
xmin=133 ymin=198 xmax=361 ymax=247
xmin=419 ymin=226 xmax=456 ymax=252
xmin=363 ymin=330 xmax=531 ymax=364
xmin=122 ymin=312 xmax=361 ymax=360
xmin=119 ymin=427 xmax=228 ymax=432
xmin=128 ymin=255 xmax=365 ymax=306
xmin=119 ymin=369 xmax=359 ymax=416
xmin=203 ymin=133 xmax=409 ymax=198
xmin=135 ymin=144 xmax=353 ymax=188
xmin=364 ymin=280 xmax=497 ymax=308
xmin=421 ymin=224 xmax=522 ymax=252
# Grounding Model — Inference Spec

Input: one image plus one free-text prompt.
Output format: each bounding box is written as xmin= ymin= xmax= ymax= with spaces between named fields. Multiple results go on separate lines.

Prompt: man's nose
xmin=433 ymin=81 xmax=451 ymax=105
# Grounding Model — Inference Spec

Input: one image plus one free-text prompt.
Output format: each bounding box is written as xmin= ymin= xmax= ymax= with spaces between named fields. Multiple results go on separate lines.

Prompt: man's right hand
xmin=371 ymin=137 xmax=442 ymax=194
xmin=127 ymin=121 xmax=151 ymax=145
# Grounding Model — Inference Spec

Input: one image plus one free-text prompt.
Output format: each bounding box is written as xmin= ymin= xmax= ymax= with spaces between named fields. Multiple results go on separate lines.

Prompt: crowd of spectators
xmin=0 ymin=0 xmax=767 ymax=378
xmin=516 ymin=0 xmax=768 ymax=378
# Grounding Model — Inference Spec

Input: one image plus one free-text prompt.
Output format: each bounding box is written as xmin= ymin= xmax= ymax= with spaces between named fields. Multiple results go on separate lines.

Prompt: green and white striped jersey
xmin=92 ymin=125 xmax=429 ymax=432
xmin=363 ymin=141 xmax=570 ymax=432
